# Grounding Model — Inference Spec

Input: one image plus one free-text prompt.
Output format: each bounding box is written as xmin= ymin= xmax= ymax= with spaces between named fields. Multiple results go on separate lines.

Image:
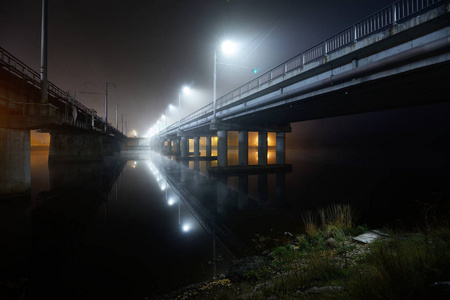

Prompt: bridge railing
xmin=170 ymin=0 xmax=444 ymax=132
xmin=0 ymin=46 xmax=123 ymax=135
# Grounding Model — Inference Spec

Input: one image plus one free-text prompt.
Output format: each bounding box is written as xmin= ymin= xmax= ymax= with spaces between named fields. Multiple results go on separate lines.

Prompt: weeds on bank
xmin=346 ymin=225 xmax=450 ymax=299
xmin=239 ymin=204 xmax=450 ymax=300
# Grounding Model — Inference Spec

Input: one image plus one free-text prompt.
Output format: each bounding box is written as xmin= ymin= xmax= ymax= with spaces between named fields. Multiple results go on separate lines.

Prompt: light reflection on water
xmin=30 ymin=142 xmax=449 ymax=298
xmin=31 ymin=152 xmax=241 ymax=298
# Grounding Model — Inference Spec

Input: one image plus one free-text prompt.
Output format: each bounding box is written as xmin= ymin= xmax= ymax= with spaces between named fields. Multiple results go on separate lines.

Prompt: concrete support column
xmin=180 ymin=136 xmax=188 ymax=158
xmin=0 ymin=129 xmax=31 ymax=196
xmin=175 ymin=139 xmax=180 ymax=154
xmin=49 ymin=131 xmax=103 ymax=163
xmin=238 ymin=131 xmax=248 ymax=166
xmin=160 ymin=139 xmax=165 ymax=153
xmin=276 ymin=132 xmax=286 ymax=165
xmin=217 ymin=130 xmax=228 ymax=167
xmin=167 ymin=138 xmax=172 ymax=154
xmin=258 ymin=131 xmax=267 ymax=166
xmin=194 ymin=137 xmax=200 ymax=158
xmin=102 ymin=136 xmax=120 ymax=156
xmin=205 ymin=137 xmax=211 ymax=157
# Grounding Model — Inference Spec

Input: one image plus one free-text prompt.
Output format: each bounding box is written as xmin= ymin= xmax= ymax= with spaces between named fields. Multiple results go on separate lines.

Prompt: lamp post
xmin=178 ymin=86 xmax=191 ymax=130
xmin=213 ymin=41 xmax=237 ymax=118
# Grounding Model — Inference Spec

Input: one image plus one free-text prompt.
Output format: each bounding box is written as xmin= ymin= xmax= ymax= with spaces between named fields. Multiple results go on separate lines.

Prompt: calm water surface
xmin=28 ymin=136 xmax=449 ymax=298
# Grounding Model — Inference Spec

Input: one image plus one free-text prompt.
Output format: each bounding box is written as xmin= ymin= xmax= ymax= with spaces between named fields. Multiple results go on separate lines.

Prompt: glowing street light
xmin=213 ymin=40 xmax=238 ymax=118
xmin=182 ymin=224 xmax=190 ymax=232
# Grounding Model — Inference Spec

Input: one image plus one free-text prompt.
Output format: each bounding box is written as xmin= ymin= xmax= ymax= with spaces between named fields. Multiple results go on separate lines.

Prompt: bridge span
xmin=0 ymin=47 xmax=126 ymax=196
xmin=152 ymin=0 xmax=450 ymax=172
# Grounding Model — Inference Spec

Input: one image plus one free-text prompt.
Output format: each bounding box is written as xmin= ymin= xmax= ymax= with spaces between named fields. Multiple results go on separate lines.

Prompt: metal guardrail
xmin=0 ymin=46 xmax=124 ymax=135
xmin=168 ymin=0 xmax=444 ymax=134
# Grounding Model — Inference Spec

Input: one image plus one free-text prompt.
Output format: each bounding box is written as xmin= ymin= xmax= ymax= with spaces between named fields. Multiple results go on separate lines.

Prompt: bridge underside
xmin=230 ymin=60 xmax=450 ymax=127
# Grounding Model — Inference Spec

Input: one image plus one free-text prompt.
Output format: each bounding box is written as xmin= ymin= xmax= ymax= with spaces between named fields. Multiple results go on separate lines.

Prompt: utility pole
xmin=121 ymin=113 xmax=125 ymax=133
xmin=115 ymin=104 xmax=119 ymax=130
xmin=40 ymin=0 xmax=48 ymax=104
xmin=105 ymin=82 xmax=115 ymax=123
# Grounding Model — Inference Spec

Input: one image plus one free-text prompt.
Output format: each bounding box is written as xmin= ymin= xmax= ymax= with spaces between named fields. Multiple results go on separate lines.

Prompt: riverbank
xmin=151 ymin=204 xmax=450 ymax=300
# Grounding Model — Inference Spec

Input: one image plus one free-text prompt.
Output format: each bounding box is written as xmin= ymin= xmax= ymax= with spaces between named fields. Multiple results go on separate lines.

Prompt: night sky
xmin=1 ymin=0 xmax=450 ymax=166
xmin=1 ymin=0 xmax=403 ymax=135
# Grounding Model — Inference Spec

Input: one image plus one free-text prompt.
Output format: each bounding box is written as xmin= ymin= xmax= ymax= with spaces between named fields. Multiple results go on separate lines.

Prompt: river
xmin=2 ymin=103 xmax=449 ymax=299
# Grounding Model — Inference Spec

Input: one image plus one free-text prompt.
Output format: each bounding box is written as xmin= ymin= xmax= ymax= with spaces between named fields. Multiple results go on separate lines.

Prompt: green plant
xmin=345 ymin=225 xmax=450 ymax=299
xmin=301 ymin=210 xmax=319 ymax=238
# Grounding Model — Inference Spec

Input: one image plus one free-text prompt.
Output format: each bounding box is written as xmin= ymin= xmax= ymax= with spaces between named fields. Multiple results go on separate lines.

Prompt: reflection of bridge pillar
xmin=206 ymin=137 xmax=211 ymax=157
xmin=258 ymin=174 xmax=268 ymax=204
xmin=216 ymin=178 xmax=228 ymax=215
xmin=258 ymin=131 xmax=267 ymax=166
xmin=276 ymin=132 xmax=285 ymax=164
xmin=181 ymin=136 xmax=188 ymax=158
xmin=49 ymin=131 xmax=103 ymax=163
xmin=238 ymin=175 xmax=248 ymax=210
xmin=276 ymin=173 xmax=286 ymax=204
xmin=194 ymin=137 xmax=200 ymax=158
xmin=0 ymin=129 xmax=31 ymax=196
xmin=217 ymin=130 xmax=227 ymax=167
xmin=238 ymin=131 xmax=248 ymax=166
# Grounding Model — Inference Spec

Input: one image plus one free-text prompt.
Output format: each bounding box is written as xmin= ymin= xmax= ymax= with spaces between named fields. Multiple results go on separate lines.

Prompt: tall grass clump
xmin=320 ymin=203 xmax=353 ymax=232
xmin=301 ymin=203 xmax=355 ymax=240
xmin=301 ymin=210 xmax=319 ymax=237
xmin=346 ymin=224 xmax=450 ymax=299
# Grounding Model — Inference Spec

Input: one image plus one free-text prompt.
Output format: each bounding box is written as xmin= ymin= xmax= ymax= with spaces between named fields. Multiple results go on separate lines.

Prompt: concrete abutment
xmin=0 ymin=128 xmax=31 ymax=196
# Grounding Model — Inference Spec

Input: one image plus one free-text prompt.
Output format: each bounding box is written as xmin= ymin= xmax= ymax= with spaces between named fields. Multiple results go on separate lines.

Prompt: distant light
xmin=253 ymin=69 xmax=258 ymax=74
xmin=182 ymin=224 xmax=190 ymax=232
xmin=221 ymin=40 xmax=237 ymax=56
xmin=168 ymin=198 xmax=175 ymax=206
xmin=182 ymin=86 xmax=191 ymax=94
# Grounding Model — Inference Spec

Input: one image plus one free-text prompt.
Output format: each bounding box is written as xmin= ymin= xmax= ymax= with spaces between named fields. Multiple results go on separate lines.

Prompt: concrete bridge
xmin=0 ymin=47 xmax=126 ymax=196
xmin=152 ymin=0 xmax=450 ymax=174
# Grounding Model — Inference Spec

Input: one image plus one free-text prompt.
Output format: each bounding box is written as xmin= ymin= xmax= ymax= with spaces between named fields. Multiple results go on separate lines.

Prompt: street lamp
xmin=163 ymin=104 xmax=174 ymax=130
xmin=178 ymin=86 xmax=191 ymax=130
xmin=213 ymin=40 xmax=238 ymax=118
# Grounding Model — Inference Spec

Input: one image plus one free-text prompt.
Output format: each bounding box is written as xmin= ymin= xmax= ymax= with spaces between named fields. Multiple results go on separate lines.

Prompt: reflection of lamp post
xmin=213 ymin=41 xmax=237 ymax=118
xmin=178 ymin=86 xmax=191 ymax=130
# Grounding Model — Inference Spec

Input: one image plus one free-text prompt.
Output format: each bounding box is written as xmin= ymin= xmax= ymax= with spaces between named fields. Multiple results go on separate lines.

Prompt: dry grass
xmin=301 ymin=203 xmax=354 ymax=238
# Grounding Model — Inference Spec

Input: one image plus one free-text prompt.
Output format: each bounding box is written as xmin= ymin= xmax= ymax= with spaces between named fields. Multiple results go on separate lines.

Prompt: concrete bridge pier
xmin=48 ymin=131 xmax=103 ymax=163
xmin=217 ymin=130 xmax=227 ymax=167
xmin=276 ymin=132 xmax=285 ymax=164
xmin=167 ymin=138 xmax=172 ymax=154
xmin=258 ymin=131 xmax=268 ymax=166
xmin=0 ymin=128 xmax=31 ymax=196
xmin=193 ymin=137 xmax=200 ymax=158
xmin=180 ymin=136 xmax=188 ymax=159
xmin=102 ymin=136 xmax=121 ymax=156
xmin=174 ymin=139 xmax=180 ymax=155
xmin=238 ymin=131 xmax=248 ymax=166
xmin=205 ymin=137 xmax=211 ymax=157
